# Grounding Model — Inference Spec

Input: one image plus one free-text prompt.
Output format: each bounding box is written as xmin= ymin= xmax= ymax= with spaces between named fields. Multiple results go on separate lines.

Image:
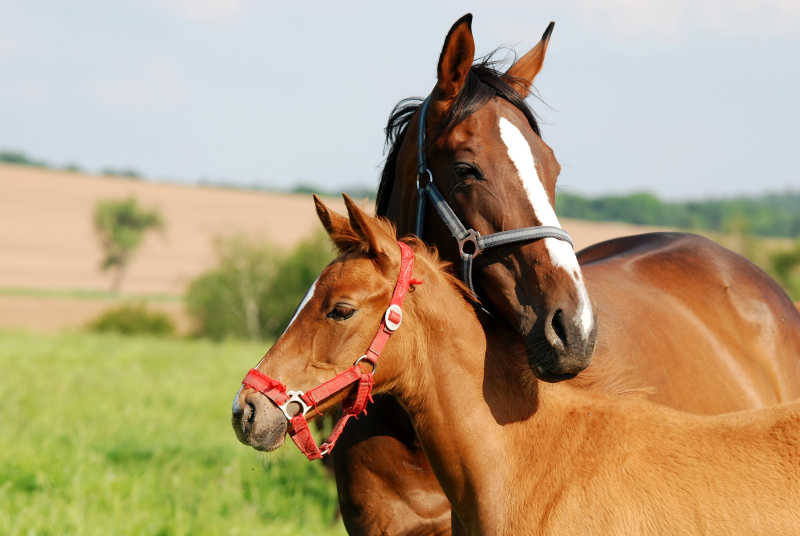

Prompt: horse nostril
xmin=551 ymin=309 xmax=568 ymax=348
xmin=246 ymin=401 xmax=256 ymax=424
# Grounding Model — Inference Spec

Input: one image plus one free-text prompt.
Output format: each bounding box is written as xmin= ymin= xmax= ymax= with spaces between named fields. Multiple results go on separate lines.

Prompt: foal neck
xmin=390 ymin=278 xmax=624 ymax=533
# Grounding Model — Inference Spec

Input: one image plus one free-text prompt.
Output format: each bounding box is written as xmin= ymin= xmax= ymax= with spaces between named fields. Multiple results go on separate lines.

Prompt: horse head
xmin=379 ymin=15 xmax=596 ymax=381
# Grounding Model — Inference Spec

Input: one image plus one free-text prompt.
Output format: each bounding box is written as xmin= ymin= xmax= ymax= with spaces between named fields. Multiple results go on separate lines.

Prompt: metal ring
xmin=354 ymin=355 xmax=377 ymax=374
xmin=458 ymin=230 xmax=481 ymax=259
xmin=416 ymin=168 xmax=433 ymax=191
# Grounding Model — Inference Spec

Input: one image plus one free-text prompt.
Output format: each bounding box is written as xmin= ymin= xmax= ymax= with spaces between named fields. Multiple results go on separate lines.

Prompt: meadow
xmin=0 ymin=331 xmax=346 ymax=535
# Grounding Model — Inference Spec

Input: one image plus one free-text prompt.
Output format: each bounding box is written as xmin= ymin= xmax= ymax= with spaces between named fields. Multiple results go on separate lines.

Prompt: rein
xmin=241 ymin=241 xmax=419 ymax=460
xmin=414 ymin=95 xmax=574 ymax=295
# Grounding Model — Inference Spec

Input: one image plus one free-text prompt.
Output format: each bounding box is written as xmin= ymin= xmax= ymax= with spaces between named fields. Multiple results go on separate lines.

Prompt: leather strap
xmin=414 ymin=93 xmax=575 ymax=296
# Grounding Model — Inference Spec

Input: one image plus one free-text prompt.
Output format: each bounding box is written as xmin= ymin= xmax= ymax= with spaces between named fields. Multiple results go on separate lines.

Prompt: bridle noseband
xmin=241 ymin=241 xmax=419 ymax=460
xmin=414 ymin=95 xmax=574 ymax=295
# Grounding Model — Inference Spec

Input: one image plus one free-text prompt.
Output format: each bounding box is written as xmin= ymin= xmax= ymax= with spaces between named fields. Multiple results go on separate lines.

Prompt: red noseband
xmin=242 ymin=241 xmax=420 ymax=460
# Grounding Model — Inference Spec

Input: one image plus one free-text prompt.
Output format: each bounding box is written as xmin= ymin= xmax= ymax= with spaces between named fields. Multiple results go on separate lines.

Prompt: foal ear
xmin=503 ymin=22 xmax=554 ymax=97
xmin=342 ymin=194 xmax=392 ymax=261
xmin=431 ymin=14 xmax=475 ymax=117
xmin=314 ymin=194 xmax=350 ymax=239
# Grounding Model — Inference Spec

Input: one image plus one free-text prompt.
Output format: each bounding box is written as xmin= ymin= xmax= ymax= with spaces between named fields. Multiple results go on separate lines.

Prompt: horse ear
xmin=314 ymin=194 xmax=350 ymax=240
xmin=503 ymin=22 xmax=554 ymax=97
xmin=342 ymin=194 xmax=392 ymax=261
xmin=431 ymin=14 xmax=475 ymax=118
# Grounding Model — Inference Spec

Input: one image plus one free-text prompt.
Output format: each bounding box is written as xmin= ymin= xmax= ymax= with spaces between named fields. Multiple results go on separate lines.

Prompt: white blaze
xmin=233 ymin=278 xmax=319 ymax=414
xmin=498 ymin=117 xmax=594 ymax=337
xmin=285 ymin=278 xmax=318 ymax=333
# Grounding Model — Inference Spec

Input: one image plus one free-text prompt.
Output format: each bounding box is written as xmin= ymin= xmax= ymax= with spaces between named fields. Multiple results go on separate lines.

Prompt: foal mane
xmin=375 ymin=54 xmax=542 ymax=217
xmin=329 ymin=216 xmax=476 ymax=306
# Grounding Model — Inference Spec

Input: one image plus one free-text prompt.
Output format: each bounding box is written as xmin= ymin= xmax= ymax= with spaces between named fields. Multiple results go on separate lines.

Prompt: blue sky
xmin=1 ymin=1 xmax=798 ymax=198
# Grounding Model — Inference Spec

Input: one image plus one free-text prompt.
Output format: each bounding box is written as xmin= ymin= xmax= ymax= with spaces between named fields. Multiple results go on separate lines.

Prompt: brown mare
xmin=233 ymin=14 xmax=800 ymax=535
xmin=241 ymin=198 xmax=800 ymax=535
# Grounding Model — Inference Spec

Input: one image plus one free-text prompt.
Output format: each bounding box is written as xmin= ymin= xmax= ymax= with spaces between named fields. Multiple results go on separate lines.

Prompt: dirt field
xmin=0 ymin=164 xmax=672 ymax=332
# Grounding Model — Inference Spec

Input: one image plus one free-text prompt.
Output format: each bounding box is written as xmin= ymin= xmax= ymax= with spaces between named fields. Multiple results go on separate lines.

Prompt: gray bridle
xmin=414 ymin=95 xmax=574 ymax=295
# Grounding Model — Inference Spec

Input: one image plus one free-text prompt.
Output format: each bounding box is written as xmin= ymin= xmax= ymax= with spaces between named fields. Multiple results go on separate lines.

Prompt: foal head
xmin=233 ymin=195 xmax=464 ymax=452
xmin=378 ymin=15 xmax=596 ymax=381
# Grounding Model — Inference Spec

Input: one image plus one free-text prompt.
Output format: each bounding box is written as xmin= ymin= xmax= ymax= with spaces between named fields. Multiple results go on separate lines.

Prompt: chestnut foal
xmin=241 ymin=197 xmax=800 ymax=535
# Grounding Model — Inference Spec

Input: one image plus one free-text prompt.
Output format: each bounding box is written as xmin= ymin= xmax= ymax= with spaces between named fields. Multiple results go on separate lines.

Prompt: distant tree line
xmin=6 ymin=148 xmax=797 ymax=237
xmin=557 ymin=191 xmax=800 ymax=238
xmin=289 ymin=183 xmax=376 ymax=200
xmin=0 ymin=149 xmax=139 ymax=178
xmin=0 ymin=150 xmax=49 ymax=168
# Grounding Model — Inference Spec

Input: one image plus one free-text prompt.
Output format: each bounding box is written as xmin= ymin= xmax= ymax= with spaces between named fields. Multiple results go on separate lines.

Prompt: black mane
xmin=376 ymin=56 xmax=541 ymax=216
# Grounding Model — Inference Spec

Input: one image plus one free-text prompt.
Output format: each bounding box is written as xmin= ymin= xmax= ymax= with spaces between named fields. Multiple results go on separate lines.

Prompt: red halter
xmin=241 ymin=241 xmax=420 ymax=460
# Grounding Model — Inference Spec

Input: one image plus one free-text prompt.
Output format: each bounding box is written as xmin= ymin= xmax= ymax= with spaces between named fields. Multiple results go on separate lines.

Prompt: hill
xmin=0 ymin=163 xmax=703 ymax=333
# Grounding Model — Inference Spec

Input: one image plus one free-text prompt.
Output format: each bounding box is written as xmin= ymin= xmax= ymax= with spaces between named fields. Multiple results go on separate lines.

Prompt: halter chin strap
xmin=242 ymin=241 xmax=419 ymax=460
xmin=415 ymin=95 xmax=574 ymax=296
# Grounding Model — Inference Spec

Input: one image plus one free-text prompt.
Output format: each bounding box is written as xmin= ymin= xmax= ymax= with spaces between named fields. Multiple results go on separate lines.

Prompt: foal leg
xmin=331 ymin=395 xmax=452 ymax=536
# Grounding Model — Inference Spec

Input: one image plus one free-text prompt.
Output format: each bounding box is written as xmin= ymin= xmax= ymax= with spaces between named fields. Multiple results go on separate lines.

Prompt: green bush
xmin=260 ymin=232 xmax=334 ymax=336
xmin=186 ymin=232 xmax=333 ymax=340
xmin=100 ymin=167 xmax=142 ymax=179
xmin=768 ymin=241 xmax=800 ymax=300
xmin=88 ymin=304 xmax=175 ymax=336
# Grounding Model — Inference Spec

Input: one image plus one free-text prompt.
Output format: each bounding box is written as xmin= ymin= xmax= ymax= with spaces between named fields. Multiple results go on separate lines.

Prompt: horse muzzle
xmin=524 ymin=305 xmax=597 ymax=382
xmin=232 ymin=388 xmax=288 ymax=452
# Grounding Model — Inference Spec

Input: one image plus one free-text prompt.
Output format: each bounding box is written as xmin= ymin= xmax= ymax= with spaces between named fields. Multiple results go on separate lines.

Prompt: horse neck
xmin=391 ymin=275 xmax=613 ymax=532
xmin=383 ymin=178 xmax=416 ymax=235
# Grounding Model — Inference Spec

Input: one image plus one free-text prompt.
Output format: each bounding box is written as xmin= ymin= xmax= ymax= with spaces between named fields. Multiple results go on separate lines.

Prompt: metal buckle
xmin=384 ymin=304 xmax=403 ymax=331
xmin=278 ymin=390 xmax=310 ymax=420
xmin=458 ymin=229 xmax=481 ymax=259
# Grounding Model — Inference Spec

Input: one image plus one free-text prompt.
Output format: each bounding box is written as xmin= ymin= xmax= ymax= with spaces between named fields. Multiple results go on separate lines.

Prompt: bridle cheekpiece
xmin=414 ymin=95 xmax=574 ymax=295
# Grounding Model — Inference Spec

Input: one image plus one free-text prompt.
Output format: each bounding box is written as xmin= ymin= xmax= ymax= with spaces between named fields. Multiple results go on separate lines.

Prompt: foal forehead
xmin=317 ymin=257 xmax=392 ymax=296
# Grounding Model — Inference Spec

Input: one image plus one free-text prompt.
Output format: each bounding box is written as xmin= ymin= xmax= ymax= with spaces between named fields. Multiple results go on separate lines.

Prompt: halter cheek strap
xmin=241 ymin=241 xmax=419 ymax=460
xmin=415 ymin=95 xmax=574 ymax=296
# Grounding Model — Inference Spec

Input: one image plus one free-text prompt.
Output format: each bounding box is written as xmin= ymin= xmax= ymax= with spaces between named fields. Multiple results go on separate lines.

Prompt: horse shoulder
xmin=576 ymin=232 xmax=800 ymax=410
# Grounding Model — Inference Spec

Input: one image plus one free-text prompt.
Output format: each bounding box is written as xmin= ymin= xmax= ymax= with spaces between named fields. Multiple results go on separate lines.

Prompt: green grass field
xmin=0 ymin=331 xmax=346 ymax=535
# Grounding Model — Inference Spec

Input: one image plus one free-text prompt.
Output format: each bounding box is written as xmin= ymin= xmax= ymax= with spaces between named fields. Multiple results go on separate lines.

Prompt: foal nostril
xmin=550 ymin=309 xmax=568 ymax=348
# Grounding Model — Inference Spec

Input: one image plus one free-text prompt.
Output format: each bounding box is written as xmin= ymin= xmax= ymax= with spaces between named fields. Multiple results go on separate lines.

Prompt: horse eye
xmin=327 ymin=304 xmax=356 ymax=321
xmin=454 ymin=163 xmax=484 ymax=182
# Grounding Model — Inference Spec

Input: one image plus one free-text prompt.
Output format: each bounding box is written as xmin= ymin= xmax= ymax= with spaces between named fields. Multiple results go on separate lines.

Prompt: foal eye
xmin=327 ymin=304 xmax=356 ymax=321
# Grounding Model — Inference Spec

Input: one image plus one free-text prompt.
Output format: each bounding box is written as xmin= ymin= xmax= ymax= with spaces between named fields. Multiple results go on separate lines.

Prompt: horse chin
xmin=248 ymin=425 xmax=287 ymax=452
xmin=523 ymin=334 xmax=592 ymax=383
